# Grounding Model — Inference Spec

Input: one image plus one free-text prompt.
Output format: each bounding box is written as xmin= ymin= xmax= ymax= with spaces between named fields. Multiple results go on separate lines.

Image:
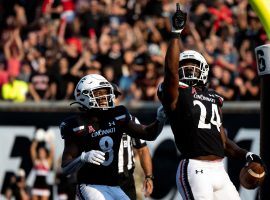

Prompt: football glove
xmin=81 ymin=150 xmax=105 ymax=165
xmin=171 ymin=3 xmax=187 ymax=33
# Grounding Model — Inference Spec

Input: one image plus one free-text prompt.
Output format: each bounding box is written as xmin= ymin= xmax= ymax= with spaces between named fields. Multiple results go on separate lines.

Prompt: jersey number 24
xmin=193 ymin=100 xmax=221 ymax=132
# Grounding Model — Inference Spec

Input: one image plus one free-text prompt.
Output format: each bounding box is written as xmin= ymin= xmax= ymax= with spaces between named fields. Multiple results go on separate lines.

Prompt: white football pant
xmin=176 ymin=159 xmax=241 ymax=200
xmin=76 ymin=184 xmax=130 ymax=200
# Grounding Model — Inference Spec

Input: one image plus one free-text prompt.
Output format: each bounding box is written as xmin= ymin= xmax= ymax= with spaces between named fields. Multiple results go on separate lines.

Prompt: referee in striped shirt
xmin=112 ymin=83 xmax=154 ymax=200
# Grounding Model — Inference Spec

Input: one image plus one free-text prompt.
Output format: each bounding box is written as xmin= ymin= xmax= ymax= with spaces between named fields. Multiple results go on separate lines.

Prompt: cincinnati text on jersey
xmin=193 ymin=94 xmax=215 ymax=103
xmin=91 ymin=127 xmax=116 ymax=137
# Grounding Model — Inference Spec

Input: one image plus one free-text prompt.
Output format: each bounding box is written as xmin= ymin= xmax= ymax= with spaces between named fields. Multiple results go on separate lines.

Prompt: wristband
xmin=145 ymin=175 xmax=154 ymax=180
xmin=80 ymin=152 xmax=86 ymax=163
xmin=171 ymin=32 xmax=181 ymax=39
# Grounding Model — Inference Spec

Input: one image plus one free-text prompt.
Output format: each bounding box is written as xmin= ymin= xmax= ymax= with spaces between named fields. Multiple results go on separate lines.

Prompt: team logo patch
xmin=192 ymin=87 xmax=197 ymax=94
xmin=88 ymin=125 xmax=96 ymax=133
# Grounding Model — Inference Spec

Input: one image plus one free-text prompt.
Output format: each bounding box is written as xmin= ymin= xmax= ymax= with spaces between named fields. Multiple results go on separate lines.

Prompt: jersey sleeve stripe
xmin=115 ymin=115 xmax=126 ymax=120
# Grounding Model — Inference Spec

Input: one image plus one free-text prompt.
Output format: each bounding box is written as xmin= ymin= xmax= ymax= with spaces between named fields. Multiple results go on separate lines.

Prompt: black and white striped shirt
xmin=118 ymin=116 xmax=147 ymax=173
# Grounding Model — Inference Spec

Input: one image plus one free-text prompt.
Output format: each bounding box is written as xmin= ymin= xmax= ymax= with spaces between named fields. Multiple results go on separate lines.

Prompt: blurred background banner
xmin=0 ymin=102 xmax=260 ymax=200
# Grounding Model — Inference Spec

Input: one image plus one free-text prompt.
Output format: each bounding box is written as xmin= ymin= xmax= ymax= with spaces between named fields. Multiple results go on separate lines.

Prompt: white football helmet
xmin=73 ymin=74 xmax=115 ymax=110
xmin=179 ymin=50 xmax=209 ymax=86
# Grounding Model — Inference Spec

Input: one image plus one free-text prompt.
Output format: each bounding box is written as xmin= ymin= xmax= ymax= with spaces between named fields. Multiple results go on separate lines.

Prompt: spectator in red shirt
xmin=4 ymin=29 xmax=24 ymax=78
xmin=0 ymin=61 xmax=8 ymax=94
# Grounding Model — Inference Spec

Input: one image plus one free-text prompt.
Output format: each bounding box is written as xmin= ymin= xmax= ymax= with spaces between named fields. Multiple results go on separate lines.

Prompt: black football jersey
xmin=59 ymin=106 xmax=130 ymax=186
xmin=159 ymin=83 xmax=225 ymax=159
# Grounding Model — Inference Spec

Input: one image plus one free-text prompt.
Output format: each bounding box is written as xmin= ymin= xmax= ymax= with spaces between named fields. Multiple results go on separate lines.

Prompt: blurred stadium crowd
xmin=0 ymin=0 xmax=268 ymax=103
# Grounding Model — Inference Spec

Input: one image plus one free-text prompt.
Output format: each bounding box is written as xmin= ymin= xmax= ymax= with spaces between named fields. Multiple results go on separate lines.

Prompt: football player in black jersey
xmin=157 ymin=3 xmax=265 ymax=200
xmin=59 ymin=74 xmax=165 ymax=200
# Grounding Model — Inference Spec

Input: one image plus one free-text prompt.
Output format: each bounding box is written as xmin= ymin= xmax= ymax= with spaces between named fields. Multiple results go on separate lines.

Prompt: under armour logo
xmin=195 ymin=169 xmax=203 ymax=174
xmin=108 ymin=121 xmax=115 ymax=126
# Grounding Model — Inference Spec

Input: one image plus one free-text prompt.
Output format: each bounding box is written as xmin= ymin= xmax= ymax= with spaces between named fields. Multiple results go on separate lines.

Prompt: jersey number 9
xmin=99 ymin=136 xmax=114 ymax=166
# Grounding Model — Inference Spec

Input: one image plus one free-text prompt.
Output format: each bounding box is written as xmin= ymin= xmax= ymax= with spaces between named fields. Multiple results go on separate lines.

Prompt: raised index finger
xmin=176 ymin=3 xmax=181 ymax=12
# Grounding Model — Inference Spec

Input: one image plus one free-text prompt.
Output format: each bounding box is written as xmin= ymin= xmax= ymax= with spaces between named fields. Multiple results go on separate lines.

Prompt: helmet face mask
xmin=74 ymin=74 xmax=115 ymax=110
xmin=179 ymin=50 xmax=209 ymax=86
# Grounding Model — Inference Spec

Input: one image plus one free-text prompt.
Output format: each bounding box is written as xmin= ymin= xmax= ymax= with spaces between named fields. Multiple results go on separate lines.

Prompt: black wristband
xmin=145 ymin=175 xmax=154 ymax=180
xmin=171 ymin=32 xmax=181 ymax=39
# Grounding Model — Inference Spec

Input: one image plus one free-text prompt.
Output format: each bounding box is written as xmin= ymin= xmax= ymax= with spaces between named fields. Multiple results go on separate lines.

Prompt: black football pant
xmin=118 ymin=171 xmax=136 ymax=200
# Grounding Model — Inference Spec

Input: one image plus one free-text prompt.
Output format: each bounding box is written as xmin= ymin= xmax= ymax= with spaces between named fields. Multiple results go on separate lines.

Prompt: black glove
xmin=246 ymin=152 xmax=263 ymax=164
xmin=171 ymin=3 xmax=187 ymax=33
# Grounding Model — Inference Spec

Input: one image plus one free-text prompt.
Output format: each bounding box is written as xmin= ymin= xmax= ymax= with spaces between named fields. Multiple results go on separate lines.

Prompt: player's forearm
xmin=61 ymin=155 xmax=84 ymax=175
xmin=126 ymin=120 xmax=163 ymax=141
xmin=224 ymin=138 xmax=248 ymax=160
xmin=137 ymin=147 xmax=153 ymax=176
xmin=162 ymin=36 xmax=181 ymax=109
xmin=164 ymin=2 xmax=185 ymax=88
xmin=143 ymin=120 xmax=165 ymax=140
xmin=164 ymin=37 xmax=180 ymax=91
xmin=165 ymin=37 xmax=180 ymax=76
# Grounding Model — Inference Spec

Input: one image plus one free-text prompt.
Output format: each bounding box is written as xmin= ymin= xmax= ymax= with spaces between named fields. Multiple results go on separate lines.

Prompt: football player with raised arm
xmin=157 ymin=3 xmax=265 ymax=200
xmin=59 ymin=74 xmax=165 ymax=200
